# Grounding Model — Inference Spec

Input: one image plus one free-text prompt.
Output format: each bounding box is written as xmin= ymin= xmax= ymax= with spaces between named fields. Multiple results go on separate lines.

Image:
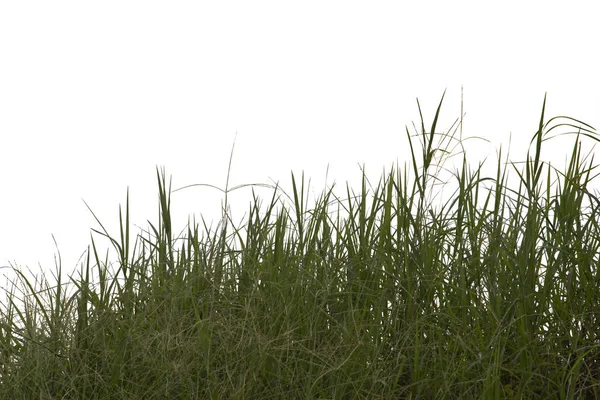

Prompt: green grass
xmin=2 ymin=92 xmax=600 ymax=399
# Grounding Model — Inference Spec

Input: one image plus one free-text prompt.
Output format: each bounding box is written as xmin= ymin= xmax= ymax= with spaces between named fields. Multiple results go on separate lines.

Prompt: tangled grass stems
xmin=1 ymin=92 xmax=600 ymax=399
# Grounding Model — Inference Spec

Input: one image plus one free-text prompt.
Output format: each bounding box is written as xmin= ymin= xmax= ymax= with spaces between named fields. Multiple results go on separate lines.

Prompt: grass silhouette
xmin=2 ymin=92 xmax=600 ymax=399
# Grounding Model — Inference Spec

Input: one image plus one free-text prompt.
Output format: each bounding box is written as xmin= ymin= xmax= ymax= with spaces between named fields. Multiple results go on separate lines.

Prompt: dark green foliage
xmin=2 ymin=93 xmax=600 ymax=399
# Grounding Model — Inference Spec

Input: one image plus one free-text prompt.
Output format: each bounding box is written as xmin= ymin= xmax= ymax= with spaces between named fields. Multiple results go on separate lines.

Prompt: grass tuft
xmin=2 ymin=93 xmax=600 ymax=399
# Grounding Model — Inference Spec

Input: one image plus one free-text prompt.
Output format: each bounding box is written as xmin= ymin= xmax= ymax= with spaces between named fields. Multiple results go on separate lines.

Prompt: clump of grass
xmin=1 ymin=92 xmax=600 ymax=399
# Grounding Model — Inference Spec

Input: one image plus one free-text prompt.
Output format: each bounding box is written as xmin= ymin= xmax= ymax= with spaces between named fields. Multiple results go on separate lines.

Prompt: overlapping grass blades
xmin=1 ymin=93 xmax=600 ymax=398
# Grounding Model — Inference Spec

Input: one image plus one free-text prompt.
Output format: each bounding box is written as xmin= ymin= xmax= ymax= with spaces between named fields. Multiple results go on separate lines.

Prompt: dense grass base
xmin=2 ymin=93 xmax=600 ymax=399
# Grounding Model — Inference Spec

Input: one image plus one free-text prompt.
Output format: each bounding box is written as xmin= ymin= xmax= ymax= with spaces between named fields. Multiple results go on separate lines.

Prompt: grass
xmin=1 ymin=91 xmax=600 ymax=399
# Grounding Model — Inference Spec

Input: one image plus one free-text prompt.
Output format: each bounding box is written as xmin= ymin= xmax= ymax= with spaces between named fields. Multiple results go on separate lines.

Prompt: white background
xmin=1 ymin=2 xmax=599 ymax=291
